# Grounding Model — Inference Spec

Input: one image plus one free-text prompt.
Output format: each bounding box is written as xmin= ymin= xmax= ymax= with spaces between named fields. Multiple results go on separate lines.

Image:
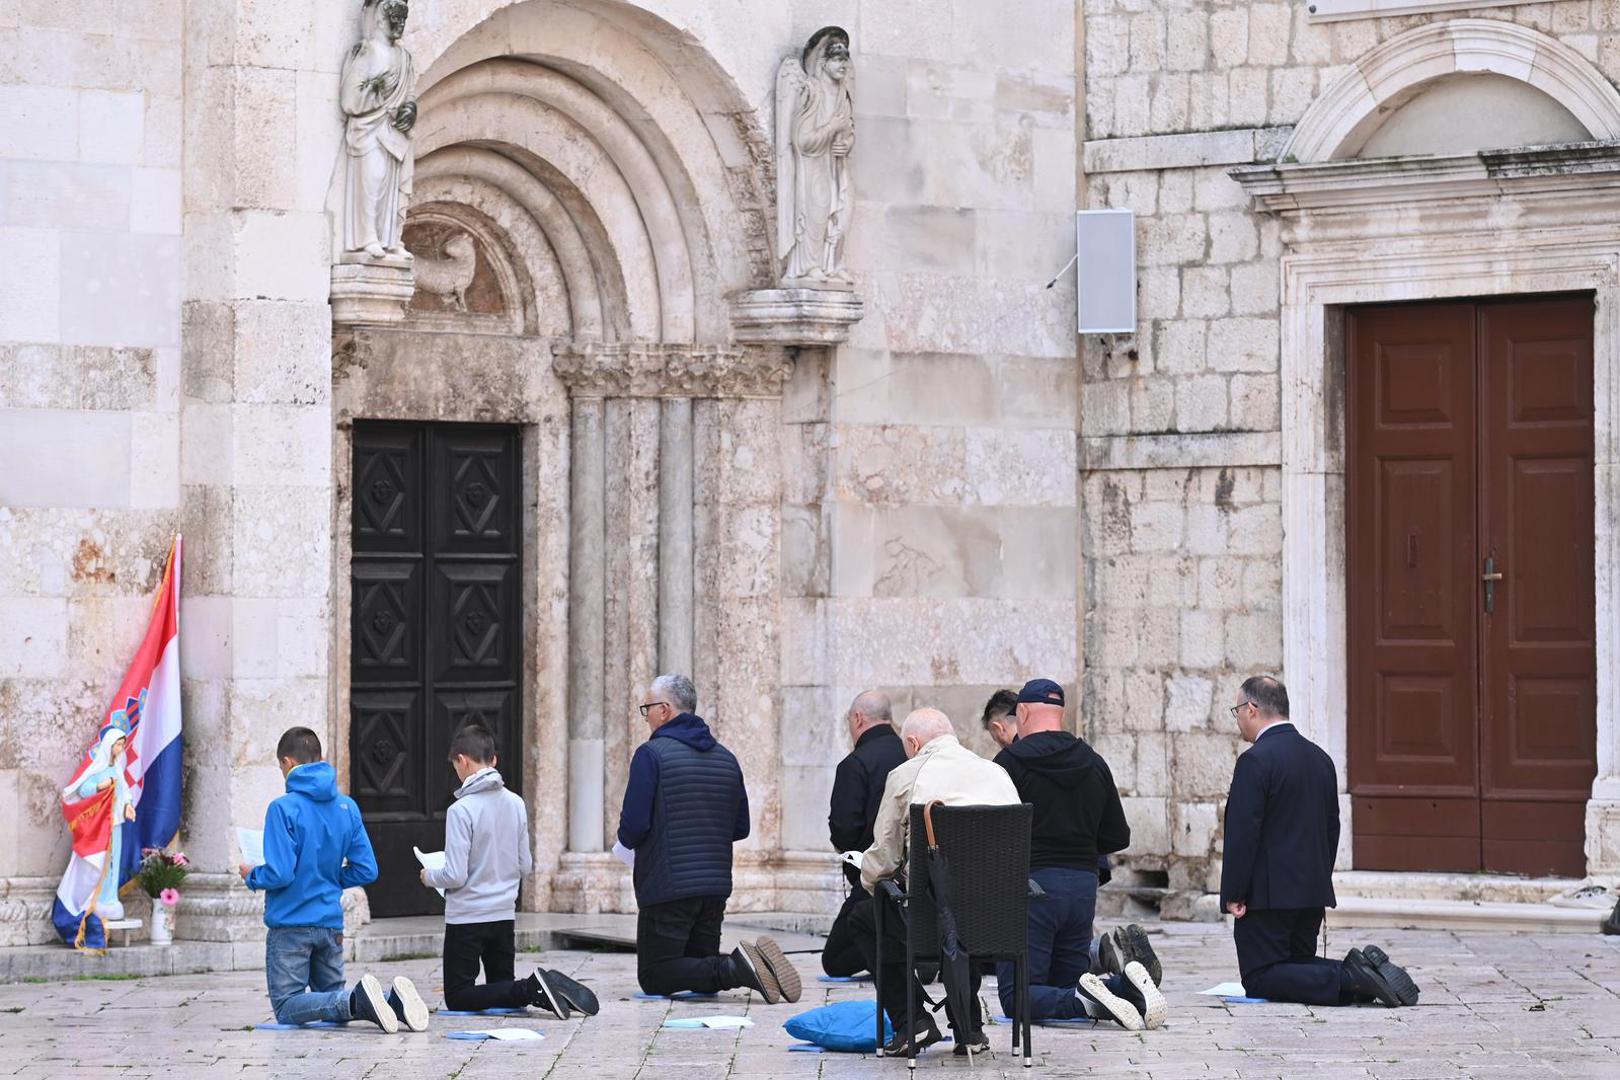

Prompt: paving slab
xmin=0 ymin=922 xmax=1616 ymax=1078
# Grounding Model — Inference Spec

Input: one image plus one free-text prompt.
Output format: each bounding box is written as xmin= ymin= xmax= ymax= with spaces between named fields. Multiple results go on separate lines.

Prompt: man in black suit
xmin=821 ymin=690 xmax=907 ymax=977
xmin=1221 ymin=675 xmax=1420 ymax=1007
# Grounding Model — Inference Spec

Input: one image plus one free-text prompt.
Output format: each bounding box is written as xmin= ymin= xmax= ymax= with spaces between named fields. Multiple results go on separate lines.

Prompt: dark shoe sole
xmin=1360 ymin=946 xmax=1420 ymax=1006
xmin=753 ymin=936 xmax=802 ymax=1003
xmin=530 ymin=967 xmax=573 ymax=1020
xmin=883 ymin=1022 xmax=944 ymax=1058
xmin=1119 ymin=924 xmax=1162 ymax=987
xmin=543 ymin=967 xmax=599 ymax=1016
xmin=1343 ymin=949 xmax=1402 ymax=1008
xmin=736 ymin=942 xmax=781 ymax=1004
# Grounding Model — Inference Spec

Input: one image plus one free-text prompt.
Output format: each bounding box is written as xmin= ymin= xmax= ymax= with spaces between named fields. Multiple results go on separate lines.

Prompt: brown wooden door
xmin=1347 ymin=296 xmax=1595 ymax=877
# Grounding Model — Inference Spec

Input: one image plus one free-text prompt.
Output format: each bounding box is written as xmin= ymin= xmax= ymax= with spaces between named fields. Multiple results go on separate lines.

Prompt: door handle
xmin=1482 ymin=554 xmax=1503 ymax=614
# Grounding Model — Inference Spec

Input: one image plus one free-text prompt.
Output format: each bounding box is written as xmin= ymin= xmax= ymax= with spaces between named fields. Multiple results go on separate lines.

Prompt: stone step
xmin=1326 ymin=896 xmax=1606 ymax=934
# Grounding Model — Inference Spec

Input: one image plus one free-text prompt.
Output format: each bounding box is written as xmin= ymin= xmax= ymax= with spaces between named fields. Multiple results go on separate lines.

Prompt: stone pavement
xmin=0 ymin=922 xmax=1616 ymax=1079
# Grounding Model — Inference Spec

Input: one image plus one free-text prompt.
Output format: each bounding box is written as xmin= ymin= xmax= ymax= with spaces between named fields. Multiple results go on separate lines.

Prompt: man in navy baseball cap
xmin=1015 ymin=679 xmax=1065 ymax=707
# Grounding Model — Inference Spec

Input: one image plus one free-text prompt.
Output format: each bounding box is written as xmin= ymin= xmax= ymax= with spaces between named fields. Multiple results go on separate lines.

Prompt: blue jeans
xmin=266 ymin=926 xmax=352 ymax=1025
xmin=998 ymin=866 xmax=1126 ymax=1021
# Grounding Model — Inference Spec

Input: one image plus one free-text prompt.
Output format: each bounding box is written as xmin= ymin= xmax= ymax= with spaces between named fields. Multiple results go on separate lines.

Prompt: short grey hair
xmin=650 ymin=673 xmax=697 ymax=714
xmin=849 ymin=689 xmax=892 ymax=725
xmin=1239 ymin=675 xmax=1289 ymax=719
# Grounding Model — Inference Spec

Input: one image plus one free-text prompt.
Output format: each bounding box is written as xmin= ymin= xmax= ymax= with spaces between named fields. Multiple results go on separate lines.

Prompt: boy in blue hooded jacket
xmin=239 ymin=726 xmax=426 ymax=1032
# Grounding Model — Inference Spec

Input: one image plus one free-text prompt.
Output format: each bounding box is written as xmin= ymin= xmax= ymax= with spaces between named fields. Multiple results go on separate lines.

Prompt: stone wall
xmin=0 ymin=0 xmax=186 ymax=943
xmin=777 ymin=1 xmax=1082 ymax=864
xmin=1079 ymin=1 xmax=1620 ymax=902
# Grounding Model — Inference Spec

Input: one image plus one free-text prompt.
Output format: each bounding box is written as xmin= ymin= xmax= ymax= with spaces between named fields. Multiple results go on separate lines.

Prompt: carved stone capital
xmin=730 ymin=287 xmax=865 ymax=346
xmin=331 ymin=258 xmax=416 ymax=329
xmin=552 ymin=342 xmax=792 ymax=399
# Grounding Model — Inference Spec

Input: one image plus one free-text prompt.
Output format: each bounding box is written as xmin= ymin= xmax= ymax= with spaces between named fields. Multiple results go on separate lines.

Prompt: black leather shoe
xmin=952 ymin=1028 xmax=990 ymax=1056
xmin=1359 ymin=946 xmax=1420 ymax=1006
xmin=1342 ymin=948 xmax=1402 ymax=1008
xmin=542 ymin=967 xmax=599 ymax=1016
xmin=881 ymin=1012 xmax=943 ymax=1057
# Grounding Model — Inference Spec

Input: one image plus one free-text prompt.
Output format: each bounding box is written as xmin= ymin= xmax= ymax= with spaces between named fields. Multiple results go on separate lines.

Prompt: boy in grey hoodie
xmin=421 ymin=725 xmax=599 ymax=1019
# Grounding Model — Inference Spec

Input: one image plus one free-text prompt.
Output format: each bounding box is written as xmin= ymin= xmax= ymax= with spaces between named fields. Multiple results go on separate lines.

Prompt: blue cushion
xmin=783 ymin=1000 xmax=892 ymax=1053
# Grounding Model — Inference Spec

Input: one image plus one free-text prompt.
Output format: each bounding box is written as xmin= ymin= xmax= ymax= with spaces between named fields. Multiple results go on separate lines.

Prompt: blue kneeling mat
xmin=435 ymin=1007 xmax=529 ymax=1016
xmin=783 ymin=1000 xmax=893 ymax=1053
xmin=255 ymin=1021 xmax=342 ymax=1031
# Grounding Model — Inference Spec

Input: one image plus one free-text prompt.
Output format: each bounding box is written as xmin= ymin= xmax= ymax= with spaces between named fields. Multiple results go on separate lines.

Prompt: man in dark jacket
xmin=993 ymin=679 xmax=1167 ymax=1030
xmin=822 ymin=690 xmax=907 ymax=977
xmin=1221 ymin=675 xmax=1419 ymax=1007
xmin=618 ymin=673 xmax=802 ymax=1003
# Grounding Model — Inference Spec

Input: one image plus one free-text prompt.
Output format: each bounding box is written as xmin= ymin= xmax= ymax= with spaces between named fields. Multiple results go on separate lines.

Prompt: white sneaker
xmin=1077 ymin=972 xmax=1143 ymax=1031
xmin=386 ymin=976 xmax=429 ymax=1032
xmin=1122 ymin=961 xmax=1168 ymax=1030
xmin=353 ymin=972 xmax=399 ymax=1033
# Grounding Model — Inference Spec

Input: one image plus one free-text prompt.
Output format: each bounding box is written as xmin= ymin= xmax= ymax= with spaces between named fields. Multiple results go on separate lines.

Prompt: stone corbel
xmin=330 ymin=254 xmax=416 ymax=329
xmin=552 ymin=341 xmax=792 ymax=399
xmin=729 ymin=287 xmax=864 ymax=347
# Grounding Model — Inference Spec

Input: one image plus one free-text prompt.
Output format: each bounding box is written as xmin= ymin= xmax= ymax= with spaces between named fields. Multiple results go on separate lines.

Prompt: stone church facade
xmin=0 ymin=0 xmax=1616 ymax=944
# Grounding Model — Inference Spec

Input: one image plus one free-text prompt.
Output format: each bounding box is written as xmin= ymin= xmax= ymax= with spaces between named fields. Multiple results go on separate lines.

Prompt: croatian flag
xmin=52 ymin=536 xmax=183 ymax=951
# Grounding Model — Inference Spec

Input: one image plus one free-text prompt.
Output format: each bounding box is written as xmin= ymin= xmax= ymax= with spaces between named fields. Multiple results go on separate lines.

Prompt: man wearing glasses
xmin=1221 ymin=675 xmax=1420 ymax=1007
xmin=617 ymin=673 xmax=803 ymax=1003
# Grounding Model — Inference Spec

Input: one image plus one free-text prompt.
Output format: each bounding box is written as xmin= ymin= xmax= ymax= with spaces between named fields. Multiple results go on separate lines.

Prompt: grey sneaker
xmin=732 ymin=942 xmax=781 ymax=1004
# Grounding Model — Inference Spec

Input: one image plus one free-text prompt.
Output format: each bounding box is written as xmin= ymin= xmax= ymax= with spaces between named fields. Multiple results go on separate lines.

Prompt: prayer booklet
xmin=611 ymin=841 xmax=635 ymax=868
xmin=840 ymin=850 xmax=864 ymax=870
xmin=237 ymin=828 xmax=265 ymax=868
xmin=414 ymin=847 xmax=447 ymax=897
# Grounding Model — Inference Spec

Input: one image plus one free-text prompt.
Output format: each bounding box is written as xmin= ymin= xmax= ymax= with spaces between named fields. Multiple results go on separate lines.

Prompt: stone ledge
xmin=1083 ymin=127 xmax=1291 ymax=175
xmin=1326 ymin=897 xmax=1603 ymax=935
xmin=1081 ymin=431 xmax=1282 ymax=472
xmin=729 ymin=288 xmax=865 ymax=347
xmin=330 ymin=260 xmax=415 ymax=327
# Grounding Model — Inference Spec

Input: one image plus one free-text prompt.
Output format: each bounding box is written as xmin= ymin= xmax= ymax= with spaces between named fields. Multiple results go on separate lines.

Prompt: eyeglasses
xmin=638 ymin=701 xmax=671 ymax=717
xmin=1229 ymin=700 xmax=1253 ymax=718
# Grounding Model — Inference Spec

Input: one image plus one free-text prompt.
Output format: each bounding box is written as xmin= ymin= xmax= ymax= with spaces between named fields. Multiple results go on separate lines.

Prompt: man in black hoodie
xmin=618 ymin=673 xmax=803 ymax=1003
xmin=822 ymin=690 xmax=907 ymax=977
xmin=992 ymin=679 xmax=1167 ymax=1030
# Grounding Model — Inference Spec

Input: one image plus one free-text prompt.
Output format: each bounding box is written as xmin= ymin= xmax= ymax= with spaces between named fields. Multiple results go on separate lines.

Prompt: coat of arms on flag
xmin=52 ymin=536 xmax=184 ymax=952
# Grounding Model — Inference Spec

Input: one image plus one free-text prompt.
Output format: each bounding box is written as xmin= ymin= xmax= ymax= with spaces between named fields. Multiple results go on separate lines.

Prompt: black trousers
xmin=1233 ymin=906 xmax=1344 ymax=1006
xmin=443 ymin=920 xmax=530 ymax=1012
xmin=822 ymin=888 xmax=870 ymax=977
xmin=636 ymin=895 xmax=739 ymax=996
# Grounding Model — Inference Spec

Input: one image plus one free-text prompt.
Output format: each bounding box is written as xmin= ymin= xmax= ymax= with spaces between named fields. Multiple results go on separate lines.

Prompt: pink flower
xmin=159 ymin=888 xmax=180 ymax=907
xmin=172 ymin=853 xmax=189 ymax=868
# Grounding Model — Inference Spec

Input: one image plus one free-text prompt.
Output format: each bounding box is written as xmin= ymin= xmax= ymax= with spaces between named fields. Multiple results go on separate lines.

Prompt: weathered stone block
xmin=1165 ymin=673 xmax=1214 ymax=732
xmin=1176 ymin=373 xmax=1228 ymax=432
xmin=1229 ymin=261 xmax=1279 ymax=316
xmin=1208 ymin=212 xmax=1259 ymax=264
xmin=1178 ymin=608 xmax=1225 ymax=670
xmin=1225 ymin=611 xmax=1281 ymax=669
xmin=1207 ymin=318 xmax=1279 ymax=373
xmin=1172 ymin=801 xmax=1219 ymax=856
xmin=1156 ymin=318 xmax=1207 ymax=374
xmin=1228 ymin=66 xmax=1268 ymax=126
xmin=1210 ymin=9 xmax=1248 ymax=64
xmin=1247 ymin=4 xmax=1292 ymax=66
xmin=1198 ymin=557 xmax=1244 ymax=611
xmin=1167 ymin=11 xmax=1209 ymax=72
xmin=1170 ymin=731 xmax=1241 ymax=799
xmin=1182 ymin=267 xmax=1230 ymax=319
xmin=1128 ymin=502 xmax=1183 ymax=552
xmin=1121 ymin=795 xmax=1168 ymax=854
xmin=1230 ymin=372 xmax=1280 ymax=431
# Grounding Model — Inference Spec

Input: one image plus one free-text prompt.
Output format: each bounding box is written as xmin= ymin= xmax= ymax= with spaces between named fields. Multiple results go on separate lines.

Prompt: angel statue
xmin=341 ymin=0 xmax=418 ymax=260
xmin=776 ymin=27 xmax=855 ymax=288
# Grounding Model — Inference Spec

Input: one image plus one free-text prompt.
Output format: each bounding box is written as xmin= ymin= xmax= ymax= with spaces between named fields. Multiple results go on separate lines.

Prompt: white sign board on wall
xmin=1076 ymin=209 xmax=1135 ymax=335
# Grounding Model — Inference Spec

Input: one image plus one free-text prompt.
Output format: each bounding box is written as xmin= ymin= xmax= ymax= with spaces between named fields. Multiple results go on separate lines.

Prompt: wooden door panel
xmin=351 ymin=420 xmax=523 ymax=918
xmin=1478 ymin=298 xmax=1595 ymax=876
xmin=1348 ymin=303 xmax=1480 ymax=871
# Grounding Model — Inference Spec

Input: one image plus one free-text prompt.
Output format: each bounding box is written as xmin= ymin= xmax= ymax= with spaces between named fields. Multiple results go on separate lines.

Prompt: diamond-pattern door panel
xmin=350 ymin=421 xmax=522 ymax=918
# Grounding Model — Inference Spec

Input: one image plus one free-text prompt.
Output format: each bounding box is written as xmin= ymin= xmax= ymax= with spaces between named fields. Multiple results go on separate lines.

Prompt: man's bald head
xmin=900 ymin=708 xmax=954 ymax=758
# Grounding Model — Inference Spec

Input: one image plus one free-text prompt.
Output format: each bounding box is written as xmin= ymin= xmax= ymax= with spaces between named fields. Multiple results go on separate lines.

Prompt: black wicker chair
xmin=873 ymin=802 xmax=1034 ymax=1069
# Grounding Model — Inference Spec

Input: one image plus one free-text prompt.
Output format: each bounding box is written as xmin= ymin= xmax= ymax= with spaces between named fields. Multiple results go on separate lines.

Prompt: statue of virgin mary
xmin=776 ymin=27 xmax=855 ymax=288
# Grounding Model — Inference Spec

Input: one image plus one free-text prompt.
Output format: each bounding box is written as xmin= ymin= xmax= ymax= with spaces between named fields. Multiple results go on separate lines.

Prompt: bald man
xmin=822 ymin=690 xmax=907 ymax=978
xmin=852 ymin=709 xmax=1020 ymax=1058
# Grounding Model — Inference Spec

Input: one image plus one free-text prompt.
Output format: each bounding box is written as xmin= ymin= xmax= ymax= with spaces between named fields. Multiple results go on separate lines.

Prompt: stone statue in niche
xmin=412 ymin=231 xmax=478 ymax=312
xmin=776 ymin=26 xmax=855 ymax=289
xmin=341 ymin=0 xmax=418 ymax=261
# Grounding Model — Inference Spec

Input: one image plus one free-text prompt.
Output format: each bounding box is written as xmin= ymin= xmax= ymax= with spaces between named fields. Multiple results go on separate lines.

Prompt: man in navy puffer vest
xmin=617 ymin=673 xmax=803 ymax=1002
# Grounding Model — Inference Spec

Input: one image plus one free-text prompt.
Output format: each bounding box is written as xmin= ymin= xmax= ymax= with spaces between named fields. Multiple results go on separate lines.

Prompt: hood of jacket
xmin=455 ymin=766 xmax=506 ymax=799
xmin=653 ymin=712 xmax=718 ymax=752
xmin=285 ymin=761 xmax=339 ymax=802
xmin=1002 ymin=730 xmax=1101 ymax=784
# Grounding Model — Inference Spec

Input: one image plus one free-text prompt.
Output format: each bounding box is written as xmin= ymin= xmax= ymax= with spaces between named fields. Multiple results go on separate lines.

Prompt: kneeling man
xmin=1222 ymin=676 xmax=1420 ymax=1007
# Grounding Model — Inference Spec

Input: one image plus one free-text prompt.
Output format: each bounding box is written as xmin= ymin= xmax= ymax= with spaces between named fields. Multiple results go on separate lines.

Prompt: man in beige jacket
xmin=851 ymin=708 xmax=1019 ymax=1057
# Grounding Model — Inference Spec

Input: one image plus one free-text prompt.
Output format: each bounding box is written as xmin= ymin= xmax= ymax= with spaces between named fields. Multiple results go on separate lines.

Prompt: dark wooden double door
xmin=350 ymin=421 xmax=523 ymax=917
xmin=1347 ymin=296 xmax=1596 ymax=878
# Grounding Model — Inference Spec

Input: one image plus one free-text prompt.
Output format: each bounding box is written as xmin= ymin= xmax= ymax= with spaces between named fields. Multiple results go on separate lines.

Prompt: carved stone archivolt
xmin=551 ymin=342 xmax=791 ymax=399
